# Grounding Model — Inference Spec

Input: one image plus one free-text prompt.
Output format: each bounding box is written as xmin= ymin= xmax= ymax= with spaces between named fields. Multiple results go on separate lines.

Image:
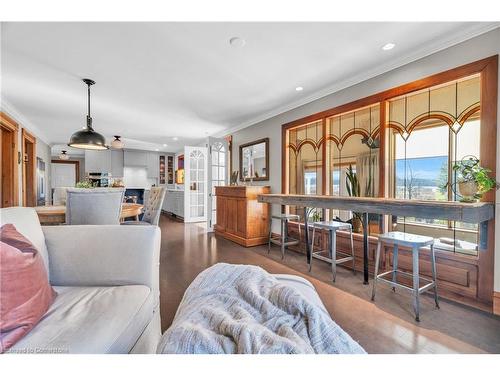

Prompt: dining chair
xmin=52 ymin=187 xmax=69 ymax=205
xmin=66 ymin=188 xmax=125 ymax=225
xmin=122 ymin=187 xmax=166 ymax=226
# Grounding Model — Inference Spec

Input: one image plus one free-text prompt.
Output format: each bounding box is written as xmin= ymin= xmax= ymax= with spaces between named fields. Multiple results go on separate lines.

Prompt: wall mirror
xmin=239 ymin=137 xmax=269 ymax=181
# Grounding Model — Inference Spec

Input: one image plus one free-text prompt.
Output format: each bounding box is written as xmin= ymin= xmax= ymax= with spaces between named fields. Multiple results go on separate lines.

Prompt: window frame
xmin=281 ymin=55 xmax=498 ymax=305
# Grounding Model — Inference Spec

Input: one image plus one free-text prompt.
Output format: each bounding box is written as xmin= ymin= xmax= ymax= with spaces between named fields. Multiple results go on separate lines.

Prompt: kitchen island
xmin=162 ymin=188 xmax=184 ymax=219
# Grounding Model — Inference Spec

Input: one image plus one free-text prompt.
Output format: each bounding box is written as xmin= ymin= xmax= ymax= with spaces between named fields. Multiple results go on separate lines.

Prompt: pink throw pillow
xmin=0 ymin=224 xmax=57 ymax=353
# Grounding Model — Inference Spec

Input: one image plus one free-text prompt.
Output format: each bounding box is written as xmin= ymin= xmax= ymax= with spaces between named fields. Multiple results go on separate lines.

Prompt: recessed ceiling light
xmin=163 ymin=144 xmax=167 ymax=147
xmin=155 ymin=148 xmax=159 ymax=151
xmin=295 ymin=86 xmax=303 ymax=92
xmin=229 ymin=37 xmax=246 ymax=48
xmin=382 ymin=43 xmax=396 ymax=51
xmin=173 ymin=137 xmax=178 ymax=141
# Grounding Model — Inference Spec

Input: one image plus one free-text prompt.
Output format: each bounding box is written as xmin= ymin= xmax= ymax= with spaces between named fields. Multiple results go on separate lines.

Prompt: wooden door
xmin=236 ymin=199 xmax=247 ymax=237
xmin=215 ymin=195 xmax=226 ymax=231
xmin=225 ymin=198 xmax=238 ymax=234
xmin=22 ymin=129 xmax=36 ymax=207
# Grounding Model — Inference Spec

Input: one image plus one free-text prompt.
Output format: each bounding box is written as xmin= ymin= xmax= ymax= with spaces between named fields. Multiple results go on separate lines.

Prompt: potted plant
xmin=452 ymin=156 xmax=499 ymax=202
xmin=75 ymin=179 xmax=96 ymax=188
xmin=345 ymin=165 xmax=364 ymax=233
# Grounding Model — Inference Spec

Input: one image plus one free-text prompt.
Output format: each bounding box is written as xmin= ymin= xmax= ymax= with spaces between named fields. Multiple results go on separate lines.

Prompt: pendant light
xmin=111 ymin=135 xmax=124 ymax=149
xmin=68 ymin=79 xmax=108 ymax=150
xmin=59 ymin=150 xmax=70 ymax=160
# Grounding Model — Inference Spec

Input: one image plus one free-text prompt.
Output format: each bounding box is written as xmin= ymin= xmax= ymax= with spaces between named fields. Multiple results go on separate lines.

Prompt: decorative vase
xmin=458 ymin=180 xmax=479 ymax=202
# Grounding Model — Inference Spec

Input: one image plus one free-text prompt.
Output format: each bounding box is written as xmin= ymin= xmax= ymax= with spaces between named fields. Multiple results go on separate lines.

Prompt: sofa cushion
xmin=0 ymin=208 xmax=50 ymax=276
xmin=0 ymin=235 xmax=56 ymax=353
xmin=8 ymin=285 xmax=156 ymax=354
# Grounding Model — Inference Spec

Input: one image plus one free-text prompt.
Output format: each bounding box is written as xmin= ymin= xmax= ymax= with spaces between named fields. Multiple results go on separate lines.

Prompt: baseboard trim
xmin=494 ymin=292 xmax=500 ymax=316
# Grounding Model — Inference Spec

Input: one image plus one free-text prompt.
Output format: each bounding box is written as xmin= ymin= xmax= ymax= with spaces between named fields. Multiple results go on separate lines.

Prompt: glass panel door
xmin=184 ymin=146 xmax=208 ymax=223
xmin=207 ymin=137 xmax=228 ymax=232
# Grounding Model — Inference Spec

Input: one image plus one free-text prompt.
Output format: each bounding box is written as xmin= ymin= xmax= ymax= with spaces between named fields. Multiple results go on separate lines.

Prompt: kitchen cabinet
xmin=110 ymin=150 xmax=124 ymax=177
xmin=162 ymin=189 xmax=184 ymax=218
xmin=84 ymin=150 xmax=111 ymax=173
xmin=147 ymin=152 xmax=159 ymax=179
xmin=124 ymin=150 xmax=147 ymax=166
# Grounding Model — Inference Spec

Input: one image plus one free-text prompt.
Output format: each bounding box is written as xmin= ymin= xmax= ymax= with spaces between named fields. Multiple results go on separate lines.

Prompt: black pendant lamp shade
xmin=68 ymin=79 xmax=108 ymax=150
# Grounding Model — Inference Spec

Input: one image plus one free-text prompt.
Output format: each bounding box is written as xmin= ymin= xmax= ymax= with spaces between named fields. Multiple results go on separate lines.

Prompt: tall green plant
xmin=345 ymin=164 xmax=362 ymax=222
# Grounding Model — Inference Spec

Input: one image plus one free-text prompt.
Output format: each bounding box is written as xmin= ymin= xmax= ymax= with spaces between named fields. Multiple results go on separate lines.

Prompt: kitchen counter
xmin=162 ymin=189 xmax=184 ymax=219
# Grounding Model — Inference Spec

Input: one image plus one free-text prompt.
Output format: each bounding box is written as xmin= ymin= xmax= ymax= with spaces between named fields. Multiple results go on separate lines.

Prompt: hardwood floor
xmin=158 ymin=214 xmax=500 ymax=354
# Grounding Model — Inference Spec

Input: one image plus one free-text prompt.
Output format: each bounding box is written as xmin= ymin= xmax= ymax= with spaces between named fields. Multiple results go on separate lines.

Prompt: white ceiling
xmin=1 ymin=22 xmax=498 ymax=152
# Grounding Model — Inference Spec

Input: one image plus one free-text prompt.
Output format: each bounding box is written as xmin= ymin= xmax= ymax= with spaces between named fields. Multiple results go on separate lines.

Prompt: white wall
xmin=230 ymin=28 xmax=500 ymax=291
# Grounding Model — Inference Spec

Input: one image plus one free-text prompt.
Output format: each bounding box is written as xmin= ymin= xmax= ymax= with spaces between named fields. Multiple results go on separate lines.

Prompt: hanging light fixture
xmin=59 ymin=150 xmax=70 ymax=160
xmin=111 ymin=135 xmax=124 ymax=149
xmin=68 ymin=79 xmax=108 ymax=150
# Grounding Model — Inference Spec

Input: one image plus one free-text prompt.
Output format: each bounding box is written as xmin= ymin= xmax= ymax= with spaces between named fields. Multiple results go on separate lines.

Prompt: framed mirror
xmin=239 ymin=137 xmax=269 ymax=181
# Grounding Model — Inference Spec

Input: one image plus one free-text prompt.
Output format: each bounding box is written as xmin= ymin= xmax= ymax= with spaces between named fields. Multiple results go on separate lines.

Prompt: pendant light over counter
xmin=68 ymin=79 xmax=108 ymax=150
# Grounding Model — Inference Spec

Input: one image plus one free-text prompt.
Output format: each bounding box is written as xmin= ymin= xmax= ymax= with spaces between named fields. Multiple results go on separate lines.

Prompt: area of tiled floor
xmin=158 ymin=215 xmax=500 ymax=353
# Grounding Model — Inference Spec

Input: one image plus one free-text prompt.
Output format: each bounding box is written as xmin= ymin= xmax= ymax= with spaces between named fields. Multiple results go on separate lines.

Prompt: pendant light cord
xmin=88 ymin=82 xmax=91 ymax=118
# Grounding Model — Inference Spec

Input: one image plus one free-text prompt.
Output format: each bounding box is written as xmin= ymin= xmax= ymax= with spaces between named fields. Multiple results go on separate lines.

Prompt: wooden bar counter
xmin=214 ymin=186 xmax=270 ymax=247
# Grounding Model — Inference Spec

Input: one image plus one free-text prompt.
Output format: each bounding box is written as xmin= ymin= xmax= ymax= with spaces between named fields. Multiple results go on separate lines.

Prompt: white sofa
xmin=0 ymin=207 xmax=161 ymax=354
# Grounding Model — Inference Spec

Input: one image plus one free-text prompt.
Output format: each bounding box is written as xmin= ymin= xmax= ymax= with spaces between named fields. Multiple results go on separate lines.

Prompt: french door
xmin=207 ymin=137 xmax=229 ymax=232
xmin=184 ymin=146 xmax=208 ymax=223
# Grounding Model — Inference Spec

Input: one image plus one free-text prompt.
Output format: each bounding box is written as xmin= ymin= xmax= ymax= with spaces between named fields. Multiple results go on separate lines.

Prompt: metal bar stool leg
xmin=281 ymin=219 xmax=286 ymax=260
xmin=412 ymin=245 xmax=420 ymax=322
xmin=430 ymin=244 xmax=440 ymax=309
xmin=331 ymin=229 xmax=337 ymax=282
xmin=392 ymin=244 xmax=399 ymax=292
xmin=309 ymin=225 xmax=315 ymax=272
xmin=268 ymin=216 xmax=273 ymax=254
xmin=349 ymin=226 xmax=355 ymax=274
xmin=371 ymin=241 xmax=382 ymax=301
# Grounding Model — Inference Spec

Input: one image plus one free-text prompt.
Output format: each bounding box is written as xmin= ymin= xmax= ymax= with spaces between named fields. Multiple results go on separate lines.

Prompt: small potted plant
xmin=452 ymin=156 xmax=499 ymax=202
xmin=75 ymin=179 xmax=96 ymax=188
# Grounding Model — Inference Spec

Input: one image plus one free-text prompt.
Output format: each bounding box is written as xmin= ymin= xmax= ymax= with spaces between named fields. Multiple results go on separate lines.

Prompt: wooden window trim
xmin=281 ymin=55 xmax=498 ymax=307
xmin=0 ymin=112 xmax=19 ymax=206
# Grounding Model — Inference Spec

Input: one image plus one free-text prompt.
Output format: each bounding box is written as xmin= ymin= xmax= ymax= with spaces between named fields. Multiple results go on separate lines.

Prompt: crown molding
xmin=214 ymin=22 xmax=500 ymax=138
xmin=0 ymin=98 xmax=52 ymax=145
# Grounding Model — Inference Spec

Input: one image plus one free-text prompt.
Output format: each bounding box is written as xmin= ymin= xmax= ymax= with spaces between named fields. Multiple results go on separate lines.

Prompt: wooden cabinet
xmin=214 ymin=186 xmax=270 ymax=247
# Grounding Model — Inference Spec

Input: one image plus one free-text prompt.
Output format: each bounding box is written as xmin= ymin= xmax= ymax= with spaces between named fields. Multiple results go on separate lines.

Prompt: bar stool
xmin=371 ymin=231 xmax=439 ymax=322
xmin=310 ymin=221 xmax=355 ymax=282
xmin=268 ymin=214 xmax=301 ymax=259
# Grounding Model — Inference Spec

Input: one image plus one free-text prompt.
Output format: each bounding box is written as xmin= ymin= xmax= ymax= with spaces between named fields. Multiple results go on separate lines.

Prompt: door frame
xmin=22 ymin=128 xmax=37 ymax=207
xmin=0 ymin=112 xmax=19 ymax=207
xmin=51 ymin=159 xmax=80 ymax=185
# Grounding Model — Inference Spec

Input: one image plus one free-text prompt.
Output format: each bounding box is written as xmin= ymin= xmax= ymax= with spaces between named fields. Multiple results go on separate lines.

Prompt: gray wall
xmin=230 ymin=28 xmax=500 ymax=291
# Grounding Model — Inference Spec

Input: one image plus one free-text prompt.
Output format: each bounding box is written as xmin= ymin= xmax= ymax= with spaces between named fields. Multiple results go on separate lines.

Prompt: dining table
xmin=34 ymin=203 xmax=144 ymax=225
xmin=257 ymin=194 xmax=495 ymax=284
